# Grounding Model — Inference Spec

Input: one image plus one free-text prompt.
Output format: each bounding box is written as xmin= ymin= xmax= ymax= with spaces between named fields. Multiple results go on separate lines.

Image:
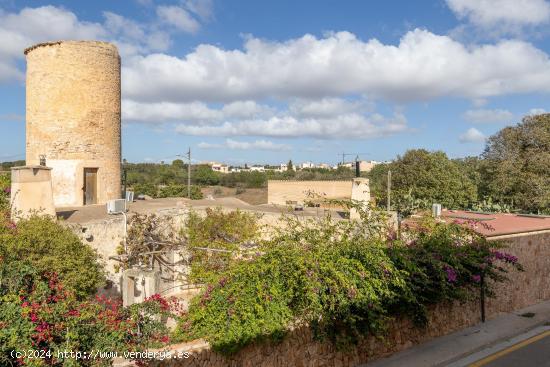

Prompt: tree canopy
xmin=481 ymin=114 xmax=550 ymax=213
xmin=369 ymin=149 xmax=477 ymax=210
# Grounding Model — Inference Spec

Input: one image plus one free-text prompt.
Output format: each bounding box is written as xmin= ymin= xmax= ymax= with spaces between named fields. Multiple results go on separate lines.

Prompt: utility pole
xmin=387 ymin=169 xmax=391 ymax=212
xmin=187 ymin=147 xmax=191 ymax=199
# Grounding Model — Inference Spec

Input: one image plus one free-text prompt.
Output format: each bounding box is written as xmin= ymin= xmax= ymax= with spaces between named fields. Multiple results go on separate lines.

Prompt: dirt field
xmin=201 ymin=186 xmax=267 ymax=205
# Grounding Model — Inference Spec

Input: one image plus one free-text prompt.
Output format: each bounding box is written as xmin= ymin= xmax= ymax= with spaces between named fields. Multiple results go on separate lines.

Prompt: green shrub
xmin=185 ymin=208 xmax=261 ymax=283
xmin=385 ymin=217 xmax=521 ymax=324
xmin=176 ymin=206 xmax=523 ymax=355
xmin=0 ymin=257 xmax=173 ymax=366
xmin=132 ymin=182 xmax=157 ymax=197
xmin=0 ymin=173 xmax=9 ymax=213
xmin=157 ymin=184 xmax=203 ymax=199
xmin=0 ymin=215 xmax=105 ymax=299
xmin=177 ymin=212 xmax=406 ymax=353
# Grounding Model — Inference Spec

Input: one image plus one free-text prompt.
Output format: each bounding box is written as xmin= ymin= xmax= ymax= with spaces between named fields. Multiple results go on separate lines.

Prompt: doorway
xmin=83 ymin=168 xmax=98 ymax=205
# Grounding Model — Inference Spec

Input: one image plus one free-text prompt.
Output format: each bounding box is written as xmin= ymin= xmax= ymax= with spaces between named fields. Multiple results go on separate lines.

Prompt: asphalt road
xmin=469 ymin=330 xmax=550 ymax=367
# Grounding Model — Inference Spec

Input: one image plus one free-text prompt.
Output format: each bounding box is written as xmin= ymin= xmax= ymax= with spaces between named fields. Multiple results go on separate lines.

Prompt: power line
xmin=176 ymin=148 xmax=192 ymax=199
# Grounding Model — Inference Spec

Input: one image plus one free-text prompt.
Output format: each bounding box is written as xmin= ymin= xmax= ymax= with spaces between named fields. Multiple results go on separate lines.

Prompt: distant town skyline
xmin=0 ymin=0 xmax=549 ymax=164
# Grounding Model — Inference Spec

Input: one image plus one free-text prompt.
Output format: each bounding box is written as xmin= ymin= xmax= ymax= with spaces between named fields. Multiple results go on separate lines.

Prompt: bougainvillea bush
xmin=0 ymin=214 xmax=105 ymax=299
xmin=0 ymin=256 xmax=174 ymax=366
xmin=176 ymin=205 xmax=523 ymax=354
xmin=0 ymin=211 xmax=174 ymax=366
xmin=385 ymin=217 xmax=522 ymax=324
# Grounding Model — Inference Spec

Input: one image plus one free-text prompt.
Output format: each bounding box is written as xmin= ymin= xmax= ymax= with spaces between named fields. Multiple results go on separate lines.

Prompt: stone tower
xmin=25 ymin=41 xmax=121 ymax=207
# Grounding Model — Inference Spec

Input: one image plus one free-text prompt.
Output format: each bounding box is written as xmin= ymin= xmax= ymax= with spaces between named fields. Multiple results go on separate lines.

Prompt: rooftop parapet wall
xmin=267 ymin=180 xmax=353 ymax=205
xmin=10 ymin=166 xmax=56 ymax=221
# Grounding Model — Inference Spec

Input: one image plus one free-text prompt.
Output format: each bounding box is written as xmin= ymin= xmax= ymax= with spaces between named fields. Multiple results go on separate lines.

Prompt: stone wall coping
xmin=11 ymin=165 xmax=52 ymax=171
xmin=487 ymin=229 xmax=550 ymax=240
xmin=268 ymin=179 xmax=354 ymax=183
xmin=24 ymin=40 xmax=118 ymax=55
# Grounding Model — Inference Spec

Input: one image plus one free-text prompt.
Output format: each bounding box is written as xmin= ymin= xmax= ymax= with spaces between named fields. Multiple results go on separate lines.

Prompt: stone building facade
xmin=25 ymin=41 xmax=121 ymax=207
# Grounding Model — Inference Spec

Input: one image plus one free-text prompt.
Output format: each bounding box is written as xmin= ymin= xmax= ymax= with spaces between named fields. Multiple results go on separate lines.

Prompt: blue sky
xmin=0 ymin=0 xmax=549 ymax=165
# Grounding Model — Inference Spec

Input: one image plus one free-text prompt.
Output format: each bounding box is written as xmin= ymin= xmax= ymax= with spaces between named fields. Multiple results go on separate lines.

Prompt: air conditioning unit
xmin=107 ymin=199 xmax=127 ymax=214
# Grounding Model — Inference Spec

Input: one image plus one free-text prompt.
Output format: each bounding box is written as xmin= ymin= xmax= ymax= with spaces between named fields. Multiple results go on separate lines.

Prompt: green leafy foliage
xmin=471 ymin=197 xmax=511 ymax=213
xmin=367 ymin=114 xmax=550 ymax=214
xmin=386 ymin=217 xmax=521 ymax=324
xmin=131 ymin=182 xmax=157 ymax=197
xmin=124 ymin=160 xmax=356 ymax=190
xmin=0 ymin=215 xmax=105 ymax=299
xmin=368 ymin=149 xmax=477 ymax=210
xmin=185 ymin=208 xmax=261 ymax=283
xmin=176 ymin=205 xmax=522 ymax=355
xmin=481 ymin=113 xmax=550 ymax=213
xmin=0 ymin=257 xmax=173 ymax=366
xmin=157 ymin=184 xmax=203 ymax=199
xmin=0 ymin=173 xmax=9 ymax=213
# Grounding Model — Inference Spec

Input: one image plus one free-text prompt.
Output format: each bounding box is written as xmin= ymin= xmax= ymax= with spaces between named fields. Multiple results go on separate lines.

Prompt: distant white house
xmin=278 ymin=163 xmax=297 ymax=172
xmin=210 ymin=162 xmax=229 ymax=174
xmin=249 ymin=165 xmax=265 ymax=172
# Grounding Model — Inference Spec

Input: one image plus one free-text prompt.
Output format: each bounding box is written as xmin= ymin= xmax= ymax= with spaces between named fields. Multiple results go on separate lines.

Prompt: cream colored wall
xmin=25 ymin=41 xmax=121 ymax=207
xmin=359 ymin=161 xmax=377 ymax=172
xmin=350 ymin=178 xmax=370 ymax=220
xmin=267 ymin=180 xmax=352 ymax=205
xmin=10 ymin=166 xmax=56 ymax=221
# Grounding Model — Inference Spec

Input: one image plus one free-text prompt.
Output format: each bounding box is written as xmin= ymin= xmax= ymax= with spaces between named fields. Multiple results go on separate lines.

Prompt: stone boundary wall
xmin=267 ymin=180 xmax=352 ymax=205
xmin=149 ymin=231 xmax=550 ymax=367
xmin=67 ymin=208 xmax=189 ymax=297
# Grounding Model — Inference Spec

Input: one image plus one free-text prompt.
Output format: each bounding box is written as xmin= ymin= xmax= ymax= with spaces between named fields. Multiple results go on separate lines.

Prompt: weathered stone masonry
xmin=25 ymin=41 xmax=121 ymax=207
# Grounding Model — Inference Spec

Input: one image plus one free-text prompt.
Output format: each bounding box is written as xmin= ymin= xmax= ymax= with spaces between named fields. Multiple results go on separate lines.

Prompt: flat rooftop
xmin=57 ymin=197 xmax=341 ymax=224
xmin=440 ymin=210 xmax=550 ymax=237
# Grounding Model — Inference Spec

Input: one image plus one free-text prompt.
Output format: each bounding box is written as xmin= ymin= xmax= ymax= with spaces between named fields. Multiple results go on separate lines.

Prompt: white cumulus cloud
xmin=459 ymin=127 xmax=486 ymax=143
xmin=122 ymin=99 xmax=275 ymax=123
xmin=198 ymin=139 xmax=290 ymax=151
xmin=175 ymin=112 xmax=408 ymax=139
xmin=0 ymin=6 xmax=106 ymax=81
xmin=0 ymin=5 xmax=210 ymax=82
xmin=529 ymin=108 xmax=547 ymax=115
xmin=463 ymin=108 xmax=514 ymax=123
xmin=156 ymin=5 xmax=200 ymax=34
xmin=123 ymin=30 xmax=550 ymax=104
xmin=447 ymin=0 xmax=550 ymax=27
